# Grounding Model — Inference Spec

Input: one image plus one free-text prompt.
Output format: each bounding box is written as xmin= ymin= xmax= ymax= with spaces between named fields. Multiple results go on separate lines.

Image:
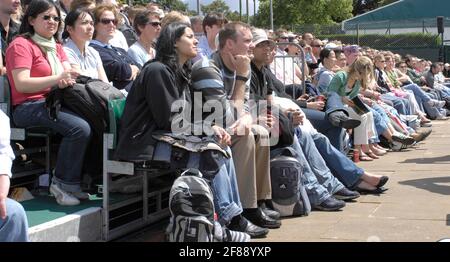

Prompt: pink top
xmin=6 ymin=36 xmax=68 ymax=105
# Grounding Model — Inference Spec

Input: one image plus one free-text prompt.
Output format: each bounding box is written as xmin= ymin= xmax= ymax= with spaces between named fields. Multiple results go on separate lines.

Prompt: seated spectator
xmin=115 ymin=23 xmax=265 ymax=239
xmin=190 ymin=15 xmax=204 ymax=39
xmin=127 ymin=10 xmax=161 ymax=67
xmin=70 ymin=0 xmax=95 ymax=11
xmin=90 ymin=4 xmax=141 ymax=91
xmin=99 ymin=0 xmax=130 ymax=49
xmin=62 ymin=9 xmax=108 ymax=82
xmin=161 ymin=11 xmax=190 ymax=29
xmin=192 ymin=12 xmax=227 ymax=63
xmin=192 ymin=22 xmax=281 ymax=233
xmin=0 ymin=111 xmax=29 ymax=242
xmin=6 ymin=0 xmax=89 ymax=206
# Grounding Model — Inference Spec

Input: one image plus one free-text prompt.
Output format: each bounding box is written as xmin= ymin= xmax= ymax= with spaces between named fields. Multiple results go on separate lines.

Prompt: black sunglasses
xmin=99 ymin=18 xmax=118 ymax=25
xmin=147 ymin=21 xmax=161 ymax=27
xmin=43 ymin=15 xmax=61 ymax=22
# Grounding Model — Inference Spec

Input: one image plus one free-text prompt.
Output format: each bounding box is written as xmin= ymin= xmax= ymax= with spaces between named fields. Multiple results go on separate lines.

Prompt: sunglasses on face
xmin=99 ymin=18 xmax=118 ymax=25
xmin=312 ymin=45 xmax=323 ymax=48
xmin=43 ymin=15 xmax=61 ymax=22
xmin=147 ymin=21 xmax=161 ymax=27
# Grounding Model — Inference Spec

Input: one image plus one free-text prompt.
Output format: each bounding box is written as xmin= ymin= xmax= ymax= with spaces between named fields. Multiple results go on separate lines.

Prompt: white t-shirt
xmin=0 ymin=111 xmax=14 ymax=178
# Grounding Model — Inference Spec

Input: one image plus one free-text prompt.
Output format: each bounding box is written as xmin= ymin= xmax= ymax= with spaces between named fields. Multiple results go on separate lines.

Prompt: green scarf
xmin=31 ymin=34 xmax=64 ymax=76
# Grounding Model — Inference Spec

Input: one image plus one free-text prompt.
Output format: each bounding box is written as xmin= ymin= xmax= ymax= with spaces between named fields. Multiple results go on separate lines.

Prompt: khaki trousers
xmin=231 ymin=124 xmax=271 ymax=209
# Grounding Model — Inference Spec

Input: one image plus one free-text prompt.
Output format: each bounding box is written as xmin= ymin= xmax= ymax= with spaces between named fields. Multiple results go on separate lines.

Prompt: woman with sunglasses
xmin=6 ymin=0 xmax=91 ymax=206
xmin=90 ymin=4 xmax=141 ymax=91
xmin=127 ymin=10 xmax=161 ymax=67
xmin=62 ymin=9 xmax=108 ymax=82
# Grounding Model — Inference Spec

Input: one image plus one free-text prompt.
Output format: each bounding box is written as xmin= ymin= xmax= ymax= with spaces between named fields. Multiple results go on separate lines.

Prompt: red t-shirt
xmin=6 ymin=36 xmax=68 ymax=105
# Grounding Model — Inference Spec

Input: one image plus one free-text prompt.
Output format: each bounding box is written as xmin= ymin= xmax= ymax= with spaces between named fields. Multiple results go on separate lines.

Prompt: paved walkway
xmin=255 ymin=120 xmax=450 ymax=242
xmin=123 ymin=121 xmax=450 ymax=242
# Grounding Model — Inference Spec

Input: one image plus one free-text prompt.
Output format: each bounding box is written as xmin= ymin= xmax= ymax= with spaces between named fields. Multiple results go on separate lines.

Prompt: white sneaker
xmin=50 ymin=183 xmax=80 ymax=206
xmin=391 ymin=141 xmax=408 ymax=151
xmin=71 ymin=191 xmax=90 ymax=200
xmin=436 ymin=114 xmax=449 ymax=120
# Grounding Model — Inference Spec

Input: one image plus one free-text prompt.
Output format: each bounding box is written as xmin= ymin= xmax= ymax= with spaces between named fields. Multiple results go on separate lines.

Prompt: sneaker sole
xmin=333 ymin=194 xmax=360 ymax=201
xmin=392 ymin=135 xmax=415 ymax=145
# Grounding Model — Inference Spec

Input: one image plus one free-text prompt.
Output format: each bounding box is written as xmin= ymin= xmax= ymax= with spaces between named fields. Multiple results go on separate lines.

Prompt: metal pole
xmin=239 ymin=0 xmax=242 ymax=21
xmin=246 ymin=0 xmax=249 ymax=24
xmin=253 ymin=0 xmax=256 ymax=25
xmin=270 ymin=0 xmax=273 ymax=31
xmin=356 ymin=23 xmax=360 ymax=46
xmin=197 ymin=0 xmax=200 ymax=15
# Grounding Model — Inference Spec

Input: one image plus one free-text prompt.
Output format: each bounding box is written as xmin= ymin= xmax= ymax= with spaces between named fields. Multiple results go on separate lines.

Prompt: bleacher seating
xmin=100 ymin=98 xmax=176 ymax=241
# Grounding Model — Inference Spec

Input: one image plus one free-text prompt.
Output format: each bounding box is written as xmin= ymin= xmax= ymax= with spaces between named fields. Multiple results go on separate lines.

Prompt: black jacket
xmin=114 ymin=61 xmax=191 ymax=160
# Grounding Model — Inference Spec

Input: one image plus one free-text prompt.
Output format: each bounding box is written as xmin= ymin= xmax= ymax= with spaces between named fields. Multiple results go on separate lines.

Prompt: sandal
xmin=363 ymin=151 xmax=379 ymax=159
xmin=359 ymin=153 xmax=373 ymax=161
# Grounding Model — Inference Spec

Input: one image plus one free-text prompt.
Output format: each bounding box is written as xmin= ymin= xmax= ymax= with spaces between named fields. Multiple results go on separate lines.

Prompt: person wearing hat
xmin=343 ymin=45 xmax=361 ymax=65
xmin=191 ymin=22 xmax=276 ymax=238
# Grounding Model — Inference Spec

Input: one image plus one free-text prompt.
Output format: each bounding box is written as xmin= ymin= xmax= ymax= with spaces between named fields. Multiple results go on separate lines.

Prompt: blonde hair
xmin=348 ymin=56 xmax=374 ymax=90
xmin=161 ymin=11 xmax=190 ymax=29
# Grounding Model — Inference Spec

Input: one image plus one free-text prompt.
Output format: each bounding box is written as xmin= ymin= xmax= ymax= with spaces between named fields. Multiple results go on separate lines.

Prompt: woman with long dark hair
xmin=6 ymin=0 xmax=90 ymax=206
xmin=115 ymin=22 xmax=267 ymax=239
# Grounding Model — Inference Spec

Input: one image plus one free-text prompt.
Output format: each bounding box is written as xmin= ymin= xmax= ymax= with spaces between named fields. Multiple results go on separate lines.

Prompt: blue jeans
xmin=291 ymin=128 xmax=344 ymax=206
xmin=310 ymin=132 xmax=364 ymax=188
xmin=209 ymin=149 xmax=243 ymax=225
xmin=370 ymin=105 xmax=388 ymax=137
xmin=0 ymin=198 xmax=29 ymax=242
xmin=303 ymin=108 xmax=345 ymax=152
xmin=381 ymin=94 xmax=410 ymax=115
xmin=325 ymin=91 xmax=349 ymax=116
xmin=13 ymin=100 xmax=91 ymax=192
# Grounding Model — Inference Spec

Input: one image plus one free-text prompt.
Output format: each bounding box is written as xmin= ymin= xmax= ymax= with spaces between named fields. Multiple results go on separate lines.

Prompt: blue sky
xmin=183 ymin=0 xmax=260 ymax=13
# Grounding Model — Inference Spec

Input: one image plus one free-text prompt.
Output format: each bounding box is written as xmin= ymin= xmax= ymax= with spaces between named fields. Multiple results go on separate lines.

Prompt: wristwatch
xmin=235 ymin=75 xmax=249 ymax=82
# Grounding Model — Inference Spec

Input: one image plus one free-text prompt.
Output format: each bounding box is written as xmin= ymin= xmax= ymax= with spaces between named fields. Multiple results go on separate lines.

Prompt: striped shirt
xmin=191 ymin=52 xmax=251 ymax=128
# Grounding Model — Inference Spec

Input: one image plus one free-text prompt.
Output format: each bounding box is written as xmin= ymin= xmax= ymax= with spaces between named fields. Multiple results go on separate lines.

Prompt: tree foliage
xmin=133 ymin=0 xmax=188 ymax=12
xmin=201 ymin=0 xmax=230 ymax=14
xmin=255 ymin=0 xmax=353 ymax=29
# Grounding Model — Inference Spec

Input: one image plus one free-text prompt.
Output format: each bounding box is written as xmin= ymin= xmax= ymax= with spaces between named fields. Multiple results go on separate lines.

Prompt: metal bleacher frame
xmin=101 ymin=98 xmax=177 ymax=241
xmin=0 ymin=75 xmax=52 ymax=182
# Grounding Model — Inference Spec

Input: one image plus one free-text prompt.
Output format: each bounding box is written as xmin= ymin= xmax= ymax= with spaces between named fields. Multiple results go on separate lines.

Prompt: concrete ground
xmin=122 ymin=120 xmax=450 ymax=242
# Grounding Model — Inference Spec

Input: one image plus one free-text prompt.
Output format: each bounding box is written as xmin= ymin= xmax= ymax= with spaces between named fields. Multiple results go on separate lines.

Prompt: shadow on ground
xmin=400 ymin=155 xmax=450 ymax=164
xmin=399 ymin=176 xmax=450 ymax=196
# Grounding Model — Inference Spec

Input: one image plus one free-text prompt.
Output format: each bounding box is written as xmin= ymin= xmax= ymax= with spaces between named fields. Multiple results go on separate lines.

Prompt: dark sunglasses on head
xmin=43 ymin=15 xmax=61 ymax=22
xmin=147 ymin=21 xmax=161 ymax=27
xmin=99 ymin=18 xmax=118 ymax=25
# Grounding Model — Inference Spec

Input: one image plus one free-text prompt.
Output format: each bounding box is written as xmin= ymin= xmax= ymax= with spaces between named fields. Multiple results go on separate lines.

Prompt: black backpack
xmin=46 ymin=76 xmax=124 ymax=136
xmin=270 ymin=147 xmax=311 ymax=217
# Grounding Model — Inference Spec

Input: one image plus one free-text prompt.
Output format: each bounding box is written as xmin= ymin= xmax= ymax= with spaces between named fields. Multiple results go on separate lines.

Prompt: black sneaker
xmin=313 ymin=196 xmax=346 ymax=211
xmin=333 ymin=188 xmax=360 ymax=201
